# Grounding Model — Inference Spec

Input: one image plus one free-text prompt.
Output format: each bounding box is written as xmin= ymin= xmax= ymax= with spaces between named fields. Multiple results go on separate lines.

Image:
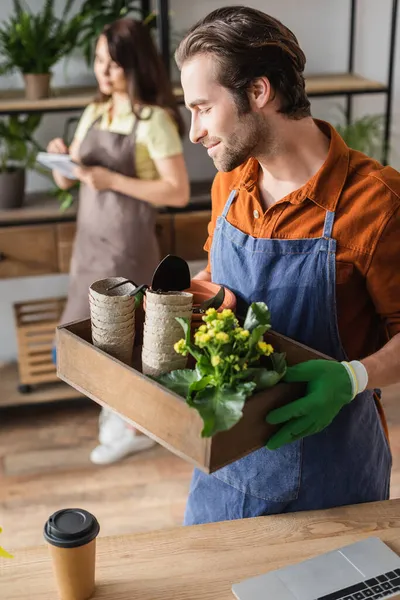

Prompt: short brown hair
xmin=175 ymin=6 xmax=310 ymax=119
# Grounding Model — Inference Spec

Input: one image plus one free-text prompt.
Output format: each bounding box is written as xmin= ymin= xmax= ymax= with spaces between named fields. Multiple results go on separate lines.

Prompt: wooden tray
xmin=56 ymin=319 xmax=329 ymax=473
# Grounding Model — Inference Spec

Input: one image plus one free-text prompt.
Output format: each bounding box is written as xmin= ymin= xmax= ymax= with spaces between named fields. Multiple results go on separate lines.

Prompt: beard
xmin=212 ymin=112 xmax=271 ymax=172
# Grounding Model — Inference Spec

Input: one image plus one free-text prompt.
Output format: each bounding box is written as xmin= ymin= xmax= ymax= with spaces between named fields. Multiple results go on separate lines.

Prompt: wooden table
xmin=2 ymin=500 xmax=400 ymax=599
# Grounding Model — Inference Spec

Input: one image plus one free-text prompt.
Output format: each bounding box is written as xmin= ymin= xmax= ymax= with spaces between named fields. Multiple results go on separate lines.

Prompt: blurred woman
xmin=47 ymin=18 xmax=189 ymax=465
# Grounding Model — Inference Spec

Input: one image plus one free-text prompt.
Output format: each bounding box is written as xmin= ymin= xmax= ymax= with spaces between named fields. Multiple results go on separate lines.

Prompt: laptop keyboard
xmin=317 ymin=568 xmax=400 ymax=600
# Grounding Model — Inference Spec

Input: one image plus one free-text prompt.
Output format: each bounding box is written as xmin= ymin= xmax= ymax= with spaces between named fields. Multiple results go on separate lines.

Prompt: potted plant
xmin=0 ymin=0 xmax=82 ymax=100
xmin=335 ymin=113 xmax=384 ymax=159
xmin=153 ymin=303 xmax=287 ymax=437
xmin=0 ymin=114 xmax=42 ymax=210
xmin=76 ymin=0 xmax=155 ymax=65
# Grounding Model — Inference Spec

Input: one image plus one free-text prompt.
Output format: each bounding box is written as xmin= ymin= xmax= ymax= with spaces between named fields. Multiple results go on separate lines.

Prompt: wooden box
xmin=56 ymin=319 xmax=328 ymax=473
xmin=14 ymin=297 xmax=66 ymax=390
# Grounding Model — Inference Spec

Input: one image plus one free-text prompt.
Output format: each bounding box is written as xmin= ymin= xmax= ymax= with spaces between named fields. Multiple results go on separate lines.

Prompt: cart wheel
xmin=18 ymin=384 xmax=33 ymax=394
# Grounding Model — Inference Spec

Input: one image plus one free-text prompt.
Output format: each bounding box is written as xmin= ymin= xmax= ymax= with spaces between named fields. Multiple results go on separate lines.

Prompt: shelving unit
xmin=0 ymin=74 xmax=387 ymax=114
xmin=153 ymin=0 xmax=399 ymax=165
xmin=0 ymin=0 xmax=396 ymax=164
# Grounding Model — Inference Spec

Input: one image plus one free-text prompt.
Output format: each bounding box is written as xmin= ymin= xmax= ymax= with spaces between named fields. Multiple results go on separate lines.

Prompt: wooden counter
xmin=2 ymin=500 xmax=400 ymax=599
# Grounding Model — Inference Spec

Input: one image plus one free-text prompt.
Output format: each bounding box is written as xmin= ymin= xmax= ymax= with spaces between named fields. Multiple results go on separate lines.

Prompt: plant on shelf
xmin=0 ymin=0 xmax=83 ymax=100
xmin=153 ymin=303 xmax=287 ymax=438
xmin=76 ymin=0 xmax=156 ymax=65
xmin=0 ymin=114 xmax=42 ymax=210
xmin=335 ymin=112 xmax=385 ymax=160
xmin=0 ymin=527 xmax=13 ymax=559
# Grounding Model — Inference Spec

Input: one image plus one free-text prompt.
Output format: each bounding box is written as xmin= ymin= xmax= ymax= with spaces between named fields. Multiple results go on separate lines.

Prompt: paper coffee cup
xmin=44 ymin=508 xmax=100 ymax=600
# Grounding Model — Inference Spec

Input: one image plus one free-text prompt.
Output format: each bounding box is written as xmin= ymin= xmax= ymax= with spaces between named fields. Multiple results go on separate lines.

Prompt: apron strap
xmin=221 ymin=190 xmax=238 ymax=218
xmin=323 ymin=210 xmax=335 ymax=238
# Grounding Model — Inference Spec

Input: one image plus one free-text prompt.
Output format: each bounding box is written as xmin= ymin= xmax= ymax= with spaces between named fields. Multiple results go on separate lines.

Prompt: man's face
xmin=181 ymin=54 xmax=266 ymax=172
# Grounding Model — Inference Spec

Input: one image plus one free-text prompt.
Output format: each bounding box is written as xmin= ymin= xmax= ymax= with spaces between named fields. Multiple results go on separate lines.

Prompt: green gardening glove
xmin=265 ymin=360 xmax=353 ymax=450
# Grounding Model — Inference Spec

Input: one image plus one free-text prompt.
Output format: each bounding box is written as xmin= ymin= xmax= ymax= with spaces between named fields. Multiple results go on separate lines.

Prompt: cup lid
xmin=44 ymin=508 xmax=100 ymax=548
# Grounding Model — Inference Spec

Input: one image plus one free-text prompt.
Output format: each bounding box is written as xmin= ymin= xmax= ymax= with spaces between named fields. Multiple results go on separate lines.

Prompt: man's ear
xmin=248 ymin=77 xmax=272 ymax=109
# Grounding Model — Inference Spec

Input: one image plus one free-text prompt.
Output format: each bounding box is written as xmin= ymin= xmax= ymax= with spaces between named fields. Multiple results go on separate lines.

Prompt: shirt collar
xmin=230 ymin=119 xmax=350 ymax=212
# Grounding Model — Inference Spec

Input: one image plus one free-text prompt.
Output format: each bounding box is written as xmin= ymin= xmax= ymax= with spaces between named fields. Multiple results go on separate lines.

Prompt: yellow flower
xmin=258 ymin=341 xmax=274 ymax=356
xmin=221 ymin=309 xmax=233 ymax=318
xmin=234 ymin=364 xmax=241 ymax=371
xmin=195 ymin=332 xmax=212 ymax=346
xmin=216 ymin=332 xmax=229 ymax=343
xmin=174 ymin=339 xmax=187 ymax=355
xmin=207 ymin=329 xmax=216 ymax=338
xmin=198 ymin=324 xmax=207 ymax=332
xmin=240 ymin=329 xmax=250 ymax=339
xmin=0 ymin=528 xmax=13 ymax=559
xmin=211 ymin=355 xmax=222 ymax=367
xmin=205 ymin=308 xmax=217 ymax=317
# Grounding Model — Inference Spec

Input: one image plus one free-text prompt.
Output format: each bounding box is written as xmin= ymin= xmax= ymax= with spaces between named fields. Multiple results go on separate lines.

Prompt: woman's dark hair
xmin=175 ymin=6 xmax=310 ymax=120
xmin=96 ymin=18 xmax=185 ymax=137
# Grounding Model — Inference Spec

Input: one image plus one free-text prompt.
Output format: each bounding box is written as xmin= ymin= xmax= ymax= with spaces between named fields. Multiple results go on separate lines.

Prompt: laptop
xmin=232 ymin=537 xmax=400 ymax=600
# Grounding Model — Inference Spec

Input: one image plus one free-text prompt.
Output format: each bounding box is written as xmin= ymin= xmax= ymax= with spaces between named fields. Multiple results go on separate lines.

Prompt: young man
xmin=175 ymin=6 xmax=399 ymax=525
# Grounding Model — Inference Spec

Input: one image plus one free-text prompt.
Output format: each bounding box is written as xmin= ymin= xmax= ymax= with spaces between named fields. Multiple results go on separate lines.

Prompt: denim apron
xmin=184 ymin=190 xmax=392 ymax=525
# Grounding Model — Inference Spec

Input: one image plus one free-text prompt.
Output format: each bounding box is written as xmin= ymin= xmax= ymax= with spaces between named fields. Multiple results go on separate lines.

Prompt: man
xmin=175 ymin=6 xmax=399 ymax=525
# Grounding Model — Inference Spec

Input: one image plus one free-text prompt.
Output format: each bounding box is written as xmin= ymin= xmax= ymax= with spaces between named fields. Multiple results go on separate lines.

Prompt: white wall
xmin=0 ymin=0 xmax=399 ymax=362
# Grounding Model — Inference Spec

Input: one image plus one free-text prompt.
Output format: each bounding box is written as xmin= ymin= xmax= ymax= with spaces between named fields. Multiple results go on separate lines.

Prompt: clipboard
xmin=36 ymin=152 xmax=79 ymax=180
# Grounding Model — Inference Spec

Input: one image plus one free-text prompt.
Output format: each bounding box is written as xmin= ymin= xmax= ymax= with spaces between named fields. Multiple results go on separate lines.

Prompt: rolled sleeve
xmin=204 ymin=174 xmax=224 ymax=273
xmin=366 ymin=205 xmax=400 ymax=339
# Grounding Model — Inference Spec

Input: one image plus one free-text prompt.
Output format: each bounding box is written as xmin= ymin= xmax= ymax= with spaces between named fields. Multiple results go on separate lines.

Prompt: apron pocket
xmin=212 ymin=441 xmax=303 ymax=502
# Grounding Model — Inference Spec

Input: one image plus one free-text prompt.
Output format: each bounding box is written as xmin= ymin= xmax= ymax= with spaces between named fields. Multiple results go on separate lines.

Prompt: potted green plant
xmin=0 ymin=114 xmax=42 ymax=210
xmin=153 ymin=303 xmax=287 ymax=437
xmin=335 ymin=113 xmax=384 ymax=159
xmin=76 ymin=0 xmax=155 ymax=65
xmin=0 ymin=0 xmax=82 ymax=100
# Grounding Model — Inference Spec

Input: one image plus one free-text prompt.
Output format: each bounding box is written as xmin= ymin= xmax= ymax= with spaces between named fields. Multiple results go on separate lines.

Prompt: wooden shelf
xmin=0 ymin=84 xmax=184 ymax=114
xmin=305 ymin=73 xmax=387 ymax=96
xmin=0 ymin=73 xmax=387 ymax=114
xmin=0 ymin=362 xmax=84 ymax=407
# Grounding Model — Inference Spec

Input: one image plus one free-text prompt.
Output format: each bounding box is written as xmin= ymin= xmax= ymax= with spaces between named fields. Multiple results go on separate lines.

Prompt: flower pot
xmin=23 ymin=73 xmax=51 ymax=100
xmin=142 ymin=281 xmax=237 ymax=340
xmin=186 ymin=280 xmax=237 ymax=326
xmin=0 ymin=168 xmax=25 ymax=209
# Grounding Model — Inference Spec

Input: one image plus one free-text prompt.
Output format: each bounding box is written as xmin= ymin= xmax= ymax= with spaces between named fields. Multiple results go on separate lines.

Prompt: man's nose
xmin=189 ymin=117 xmax=206 ymax=144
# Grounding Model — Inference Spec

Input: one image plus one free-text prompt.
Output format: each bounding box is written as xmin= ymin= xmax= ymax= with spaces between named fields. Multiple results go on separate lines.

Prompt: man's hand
xmin=266 ymin=360 xmax=353 ymax=450
xmin=74 ymin=166 xmax=113 ymax=191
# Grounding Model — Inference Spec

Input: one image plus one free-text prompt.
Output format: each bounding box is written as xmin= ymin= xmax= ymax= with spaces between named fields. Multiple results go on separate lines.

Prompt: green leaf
xmin=244 ymin=367 xmax=283 ymax=390
xmin=243 ymin=302 xmax=271 ymax=332
xmin=175 ymin=317 xmax=191 ymax=346
xmin=195 ymin=355 xmax=214 ymax=377
xmin=189 ymin=384 xmax=254 ymax=437
xmin=249 ymin=324 xmax=269 ymax=349
xmin=188 ymin=375 xmax=213 ymax=396
xmin=151 ymin=369 xmax=200 ymax=399
xmin=270 ymin=352 xmax=287 ymax=375
xmin=175 ymin=316 xmax=203 ymax=362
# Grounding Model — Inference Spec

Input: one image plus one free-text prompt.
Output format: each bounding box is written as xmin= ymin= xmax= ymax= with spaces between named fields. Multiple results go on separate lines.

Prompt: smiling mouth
xmin=206 ymin=142 xmax=220 ymax=156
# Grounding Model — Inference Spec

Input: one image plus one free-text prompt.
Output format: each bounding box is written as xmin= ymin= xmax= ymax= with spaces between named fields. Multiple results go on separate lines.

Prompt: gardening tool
xmin=192 ymin=285 xmax=225 ymax=313
xmin=106 ymin=255 xmax=191 ymax=296
xmin=107 ymin=254 xmax=226 ymax=312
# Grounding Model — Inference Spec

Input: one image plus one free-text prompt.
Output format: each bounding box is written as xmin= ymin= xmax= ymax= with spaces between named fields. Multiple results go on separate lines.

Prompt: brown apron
xmin=60 ymin=114 xmax=160 ymax=324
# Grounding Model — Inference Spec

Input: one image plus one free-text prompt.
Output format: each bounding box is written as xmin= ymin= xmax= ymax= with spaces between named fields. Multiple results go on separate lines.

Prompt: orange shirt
xmin=205 ymin=120 xmax=400 ymax=361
